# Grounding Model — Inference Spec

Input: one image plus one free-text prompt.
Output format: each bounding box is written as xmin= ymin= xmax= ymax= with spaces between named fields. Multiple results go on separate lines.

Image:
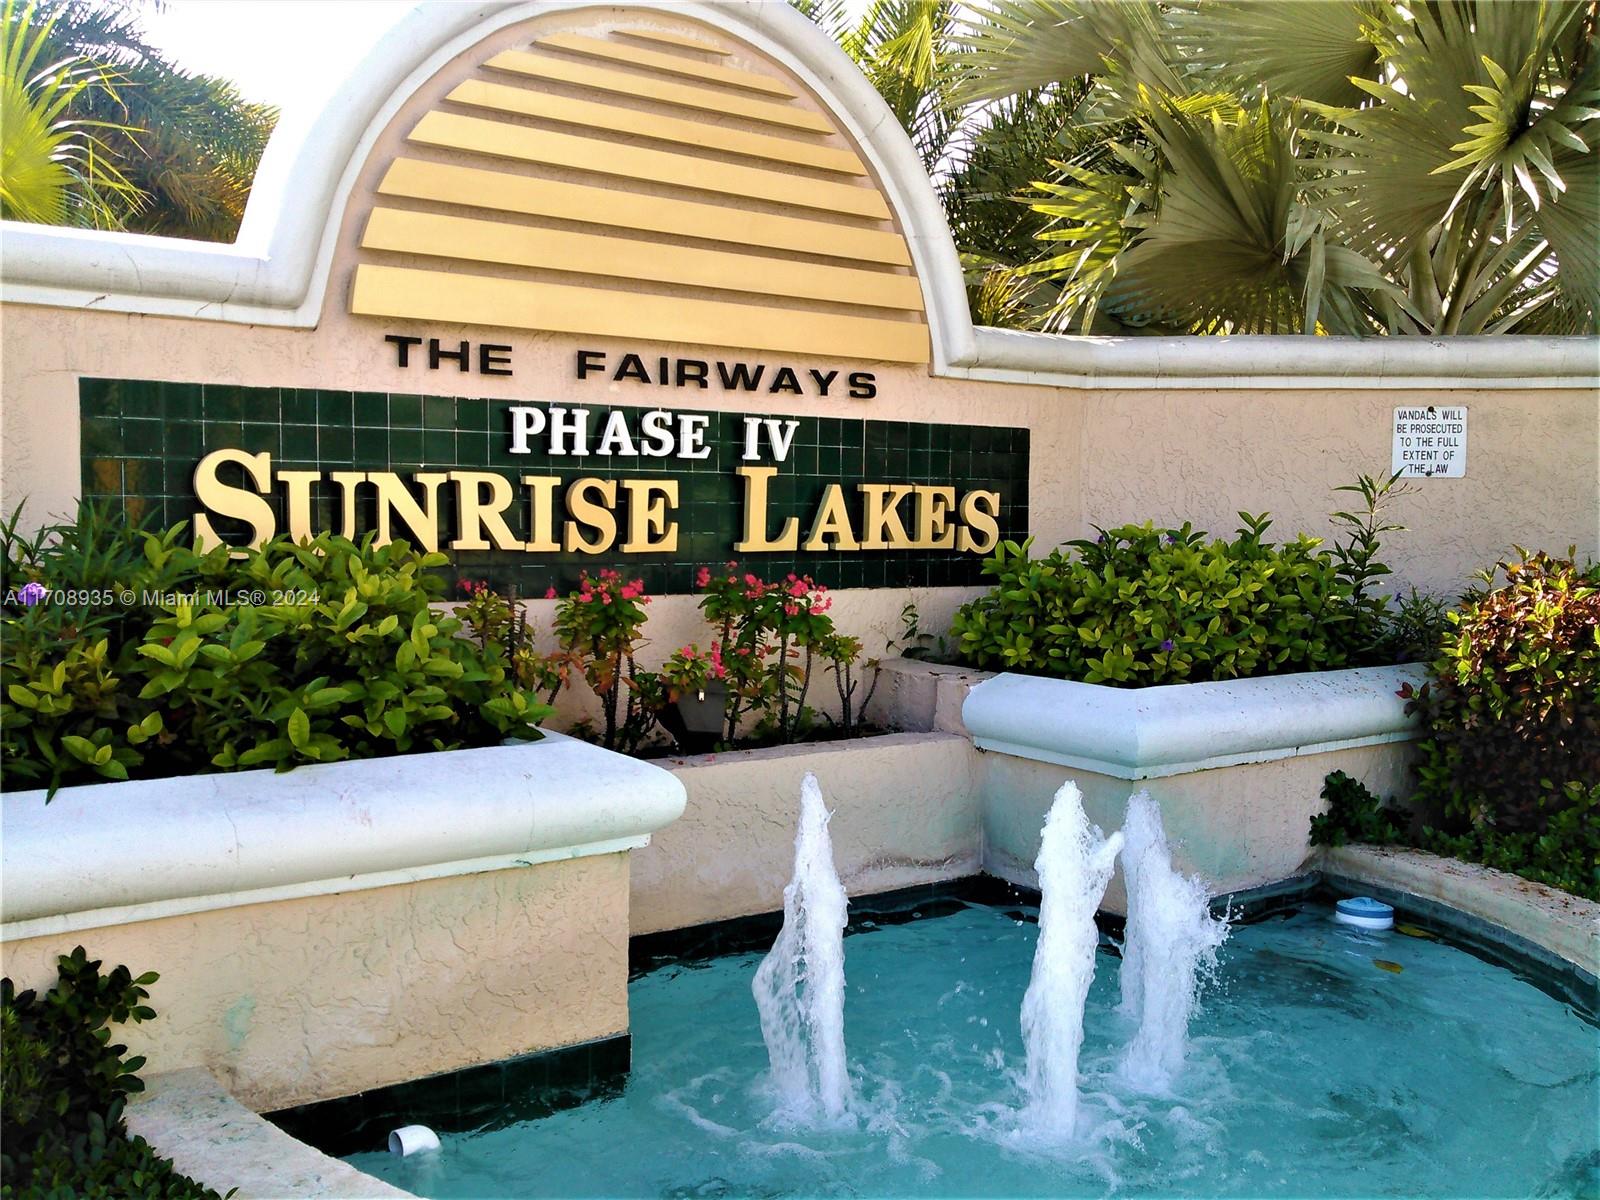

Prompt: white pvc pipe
xmin=388 ymin=1125 xmax=441 ymax=1157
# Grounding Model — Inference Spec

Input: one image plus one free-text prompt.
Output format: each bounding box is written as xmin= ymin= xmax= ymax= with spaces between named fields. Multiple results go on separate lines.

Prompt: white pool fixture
xmin=1117 ymin=791 xmax=1230 ymax=1091
xmin=752 ymin=771 xmax=851 ymax=1124
xmin=1020 ymin=781 xmax=1124 ymax=1138
xmin=1335 ymin=896 xmax=1396 ymax=931
xmin=388 ymin=1125 xmax=441 ymax=1156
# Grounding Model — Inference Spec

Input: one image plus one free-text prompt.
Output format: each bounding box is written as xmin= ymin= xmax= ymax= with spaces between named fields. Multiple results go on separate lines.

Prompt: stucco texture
xmin=981 ymin=744 xmax=1418 ymax=912
xmin=631 ymin=732 xmax=983 ymax=934
xmin=0 ymin=853 xmax=628 ymax=1111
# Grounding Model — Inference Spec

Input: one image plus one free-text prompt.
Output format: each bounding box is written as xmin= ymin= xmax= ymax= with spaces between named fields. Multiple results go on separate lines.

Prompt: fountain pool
xmin=344 ymin=895 xmax=1598 ymax=1198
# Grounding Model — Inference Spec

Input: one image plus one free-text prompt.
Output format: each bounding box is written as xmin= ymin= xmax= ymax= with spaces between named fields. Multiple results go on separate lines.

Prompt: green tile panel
xmin=80 ymin=378 xmax=1030 ymax=595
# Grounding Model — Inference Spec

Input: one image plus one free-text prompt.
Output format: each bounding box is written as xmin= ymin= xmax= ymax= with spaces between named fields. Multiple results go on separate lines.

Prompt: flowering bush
xmin=439 ymin=564 xmax=878 ymax=755
xmin=692 ymin=564 xmax=837 ymax=742
xmin=551 ymin=569 xmax=653 ymax=751
xmin=659 ymin=642 xmax=726 ymax=701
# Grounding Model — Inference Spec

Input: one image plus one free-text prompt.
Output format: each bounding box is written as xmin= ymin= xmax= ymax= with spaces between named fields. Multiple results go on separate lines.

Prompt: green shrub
xmin=1 ymin=949 xmax=224 ymax=1200
xmin=1400 ymin=549 xmax=1600 ymax=898
xmin=2 ymin=508 xmax=552 ymax=795
xmin=948 ymin=473 xmax=1446 ymax=685
xmin=950 ymin=517 xmax=1363 ymax=684
xmin=1308 ymin=770 xmax=1408 ymax=848
xmin=1309 ymin=772 xmax=1599 ymax=902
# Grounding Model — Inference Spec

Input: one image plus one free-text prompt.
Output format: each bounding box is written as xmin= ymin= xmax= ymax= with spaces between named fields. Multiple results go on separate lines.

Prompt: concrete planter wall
xmin=633 ymin=732 xmax=984 ymax=935
xmin=962 ymin=664 xmax=1428 ymax=906
xmin=0 ymin=734 xmax=685 ymax=1110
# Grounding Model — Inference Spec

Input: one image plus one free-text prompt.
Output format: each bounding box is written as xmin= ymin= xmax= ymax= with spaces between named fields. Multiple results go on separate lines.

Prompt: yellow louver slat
xmin=361 ymin=207 xmax=925 ymax=311
xmin=443 ymin=80 xmax=867 ymax=176
xmin=482 ymin=50 xmax=833 ymax=133
xmin=614 ymin=28 xmax=730 ymax=55
xmin=351 ymin=264 xmax=930 ymax=363
xmin=375 ymin=160 xmax=914 ymax=267
xmin=407 ymin=111 xmax=891 ymax=220
xmin=534 ymin=31 xmax=795 ymax=97
xmin=350 ymin=22 xmax=929 ymax=365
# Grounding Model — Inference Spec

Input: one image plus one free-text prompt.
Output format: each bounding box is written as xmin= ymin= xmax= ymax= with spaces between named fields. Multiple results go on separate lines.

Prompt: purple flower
xmin=18 ymin=581 xmax=47 ymax=607
xmin=1160 ymin=639 xmax=1175 ymax=652
xmin=1164 ymin=533 xmax=1178 ymax=545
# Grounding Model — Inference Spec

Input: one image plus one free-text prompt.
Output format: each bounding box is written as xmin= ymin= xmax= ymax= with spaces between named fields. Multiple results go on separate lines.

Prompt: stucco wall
xmin=981 ymin=743 xmax=1418 ymax=912
xmin=5 ymin=301 xmax=1593 ymax=617
xmin=631 ymin=732 xmax=983 ymax=934
xmin=1078 ymin=387 xmax=1598 ymax=597
xmin=0 ymin=853 xmax=629 ymax=1112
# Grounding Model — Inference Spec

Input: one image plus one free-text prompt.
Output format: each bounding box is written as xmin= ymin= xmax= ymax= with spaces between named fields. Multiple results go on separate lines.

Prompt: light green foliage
xmin=0 ymin=0 xmax=139 ymax=226
xmin=949 ymin=518 xmax=1365 ymax=684
xmin=1 ymin=506 xmax=551 ymax=796
xmin=2 ymin=0 xmax=277 ymax=239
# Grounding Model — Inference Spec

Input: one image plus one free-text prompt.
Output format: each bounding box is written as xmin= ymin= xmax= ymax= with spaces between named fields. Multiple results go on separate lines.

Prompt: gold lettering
xmin=327 ymin=472 xmax=366 ymax=539
xmin=803 ymin=483 xmax=859 ymax=551
xmin=371 ymin=472 xmax=447 ymax=552
xmin=448 ymin=471 xmax=522 ymax=551
xmin=563 ymin=477 xmax=618 ymax=554
xmin=521 ymin=475 xmax=561 ymax=552
xmin=621 ymin=479 xmax=679 ymax=553
xmin=735 ymin=466 xmax=800 ymax=552
xmin=193 ymin=449 xmax=276 ymax=553
xmin=957 ymin=490 xmax=1001 ymax=554
xmin=276 ymin=470 xmax=320 ymax=543
xmin=858 ymin=483 xmax=914 ymax=549
xmin=912 ymin=486 xmax=957 ymax=550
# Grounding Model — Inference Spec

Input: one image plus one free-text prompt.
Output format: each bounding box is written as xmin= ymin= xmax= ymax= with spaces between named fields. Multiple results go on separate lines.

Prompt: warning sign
xmin=1392 ymin=405 xmax=1467 ymax=478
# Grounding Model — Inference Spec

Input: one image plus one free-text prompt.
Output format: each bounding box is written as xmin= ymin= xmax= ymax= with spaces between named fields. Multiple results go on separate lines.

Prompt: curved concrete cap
xmin=1 ymin=732 xmax=686 ymax=939
xmin=1 ymin=3 xmax=1593 ymax=387
xmin=962 ymin=663 xmax=1428 ymax=779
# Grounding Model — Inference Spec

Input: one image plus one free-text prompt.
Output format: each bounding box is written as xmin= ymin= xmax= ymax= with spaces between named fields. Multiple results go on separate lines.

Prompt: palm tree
xmin=2 ymin=0 xmax=276 ymax=240
xmin=794 ymin=0 xmax=1091 ymax=324
xmin=955 ymin=0 xmax=1598 ymax=335
xmin=0 ymin=0 xmax=138 ymax=226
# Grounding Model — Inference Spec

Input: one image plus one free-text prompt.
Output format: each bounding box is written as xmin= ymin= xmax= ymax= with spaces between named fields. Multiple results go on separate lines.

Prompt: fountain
xmin=1019 ymin=781 xmax=1124 ymax=1138
xmin=751 ymin=771 xmax=852 ymax=1124
xmin=1116 ymin=790 xmax=1229 ymax=1090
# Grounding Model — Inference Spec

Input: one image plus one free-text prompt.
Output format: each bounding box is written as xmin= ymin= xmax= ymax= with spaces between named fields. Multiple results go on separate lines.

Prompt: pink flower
xmin=788 ymin=580 xmax=809 ymax=598
xmin=696 ymin=566 xmax=711 ymax=589
xmin=545 ymin=586 xmax=558 ymax=600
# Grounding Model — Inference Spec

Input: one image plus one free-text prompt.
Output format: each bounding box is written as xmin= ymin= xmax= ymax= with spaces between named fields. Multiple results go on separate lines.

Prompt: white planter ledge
xmin=1 ymin=731 xmax=685 ymax=941
xmin=962 ymin=664 xmax=1427 ymax=779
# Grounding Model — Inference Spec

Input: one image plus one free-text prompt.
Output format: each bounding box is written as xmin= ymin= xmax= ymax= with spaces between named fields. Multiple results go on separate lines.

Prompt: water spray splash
xmin=1020 ymin=782 xmax=1124 ymax=1137
xmin=1117 ymin=790 xmax=1229 ymax=1090
xmin=752 ymin=771 xmax=851 ymax=1123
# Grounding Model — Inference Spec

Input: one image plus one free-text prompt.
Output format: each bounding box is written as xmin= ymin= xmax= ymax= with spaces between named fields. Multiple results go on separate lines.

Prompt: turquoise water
xmin=348 ymin=903 xmax=1599 ymax=1198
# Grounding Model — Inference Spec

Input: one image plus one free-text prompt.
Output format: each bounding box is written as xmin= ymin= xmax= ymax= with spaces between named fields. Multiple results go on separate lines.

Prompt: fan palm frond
xmin=1171 ymin=0 xmax=1386 ymax=107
